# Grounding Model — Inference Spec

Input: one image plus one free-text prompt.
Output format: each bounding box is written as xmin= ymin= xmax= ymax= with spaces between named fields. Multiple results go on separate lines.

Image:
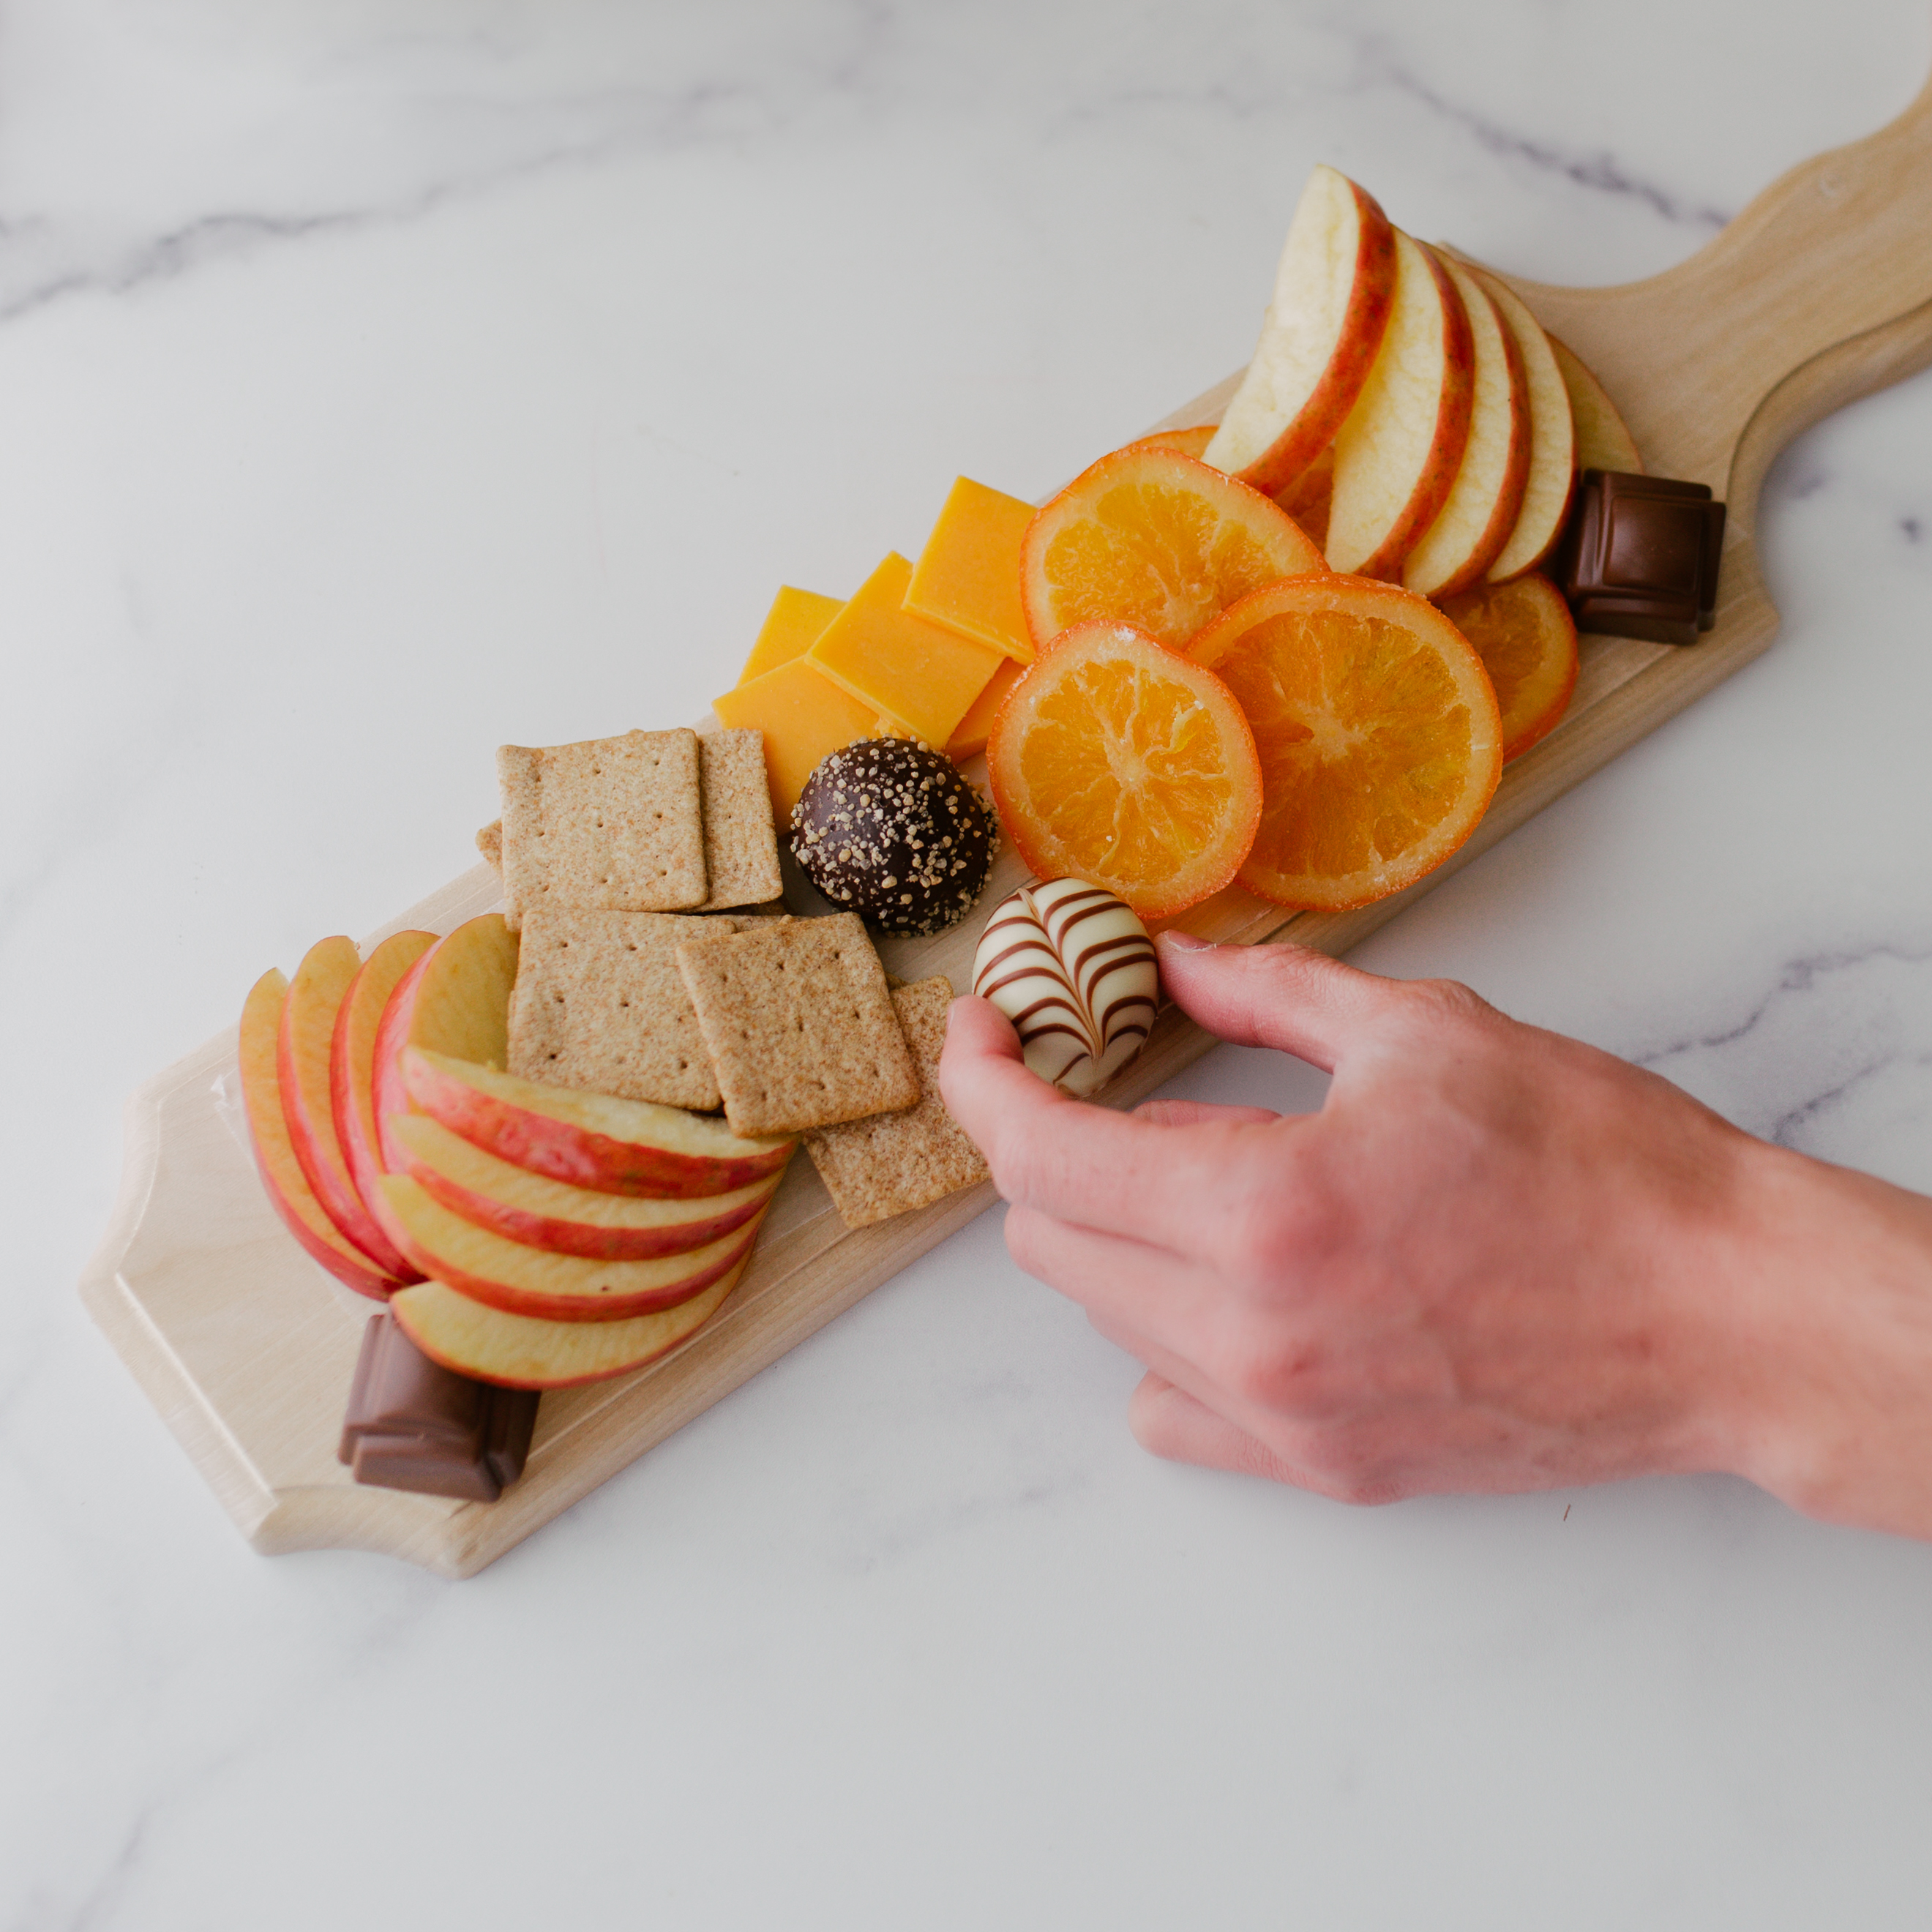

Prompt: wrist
xmin=1706 ymin=1136 xmax=1932 ymax=1537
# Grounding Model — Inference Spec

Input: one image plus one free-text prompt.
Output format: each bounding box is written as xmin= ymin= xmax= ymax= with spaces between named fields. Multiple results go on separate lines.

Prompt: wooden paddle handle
xmin=1506 ymin=61 xmax=1932 ymax=528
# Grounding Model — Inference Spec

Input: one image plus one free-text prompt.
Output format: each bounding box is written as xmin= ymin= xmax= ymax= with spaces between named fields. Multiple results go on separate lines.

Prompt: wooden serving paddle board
xmin=80 ymin=70 xmax=1932 ymax=1577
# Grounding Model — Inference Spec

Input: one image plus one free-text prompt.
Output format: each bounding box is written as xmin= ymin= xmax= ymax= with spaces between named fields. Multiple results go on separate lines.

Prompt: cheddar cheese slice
xmin=714 ymin=657 xmax=888 ymax=822
xmin=944 ymin=656 xmax=1025 ymax=762
xmin=806 ymin=553 xmax=1006 ymax=749
xmin=739 ymin=586 xmax=845 ymax=685
xmin=904 ymin=476 xmax=1036 ymax=664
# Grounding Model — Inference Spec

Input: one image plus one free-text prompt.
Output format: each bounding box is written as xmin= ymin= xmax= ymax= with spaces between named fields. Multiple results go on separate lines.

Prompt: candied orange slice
xmin=1188 ymin=575 xmax=1502 ymax=911
xmin=1123 ymin=424 xmax=1218 ymax=460
xmin=986 ymin=621 xmax=1262 ymax=919
xmin=1021 ymin=446 xmax=1324 ymax=654
xmin=1437 ymin=572 xmax=1578 ymax=761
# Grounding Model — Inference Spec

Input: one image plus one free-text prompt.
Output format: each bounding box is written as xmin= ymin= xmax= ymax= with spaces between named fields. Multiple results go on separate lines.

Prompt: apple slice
xmin=332 ymin=927 xmax=437 ymax=1262
xmin=1205 ymin=165 xmax=1398 ymax=493
xmin=1325 ymin=233 xmax=1475 ymax=580
xmin=391 ymin=1259 xmax=746 ymax=1390
xmin=1401 ymin=258 xmax=1530 ymax=599
xmin=278 ymin=934 xmax=416 ymax=1280
xmin=375 ymin=1173 xmax=762 ymax=1322
xmin=404 ymin=1048 xmax=795 ymax=1199
xmin=239 ymin=968 xmax=401 ymax=1300
xmin=369 ymin=913 xmax=520 ymax=1179
xmin=1550 ymin=335 xmax=1643 ymax=474
xmin=389 ymin=1112 xmax=786 ymax=1260
xmin=1463 ymin=263 xmax=1577 ymax=582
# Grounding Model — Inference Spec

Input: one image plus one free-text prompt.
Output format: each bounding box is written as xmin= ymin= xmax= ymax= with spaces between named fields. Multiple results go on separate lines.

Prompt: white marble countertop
xmin=9 ymin=1 xmax=1932 ymax=1923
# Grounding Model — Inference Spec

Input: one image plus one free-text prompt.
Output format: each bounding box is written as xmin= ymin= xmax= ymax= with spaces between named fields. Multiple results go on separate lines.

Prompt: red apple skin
xmin=277 ymin=938 xmax=416 ymax=1281
xmin=347 ymin=946 xmax=435 ymax=1241
xmin=1237 ymin=179 xmax=1399 ymax=496
xmin=396 ymin=1140 xmax=780 ymax=1261
xmin=1353 ymin=242 xmax=1477 ymax=581
xmin=239 ymin=967 xmax=400 ymax=1302
xmin=1409 ymin=266 xmax=1532 ymax=601
xmin=371 ymin=948 xmax=437 ymax=1177
xmin=332 ymin=935 xmax=435 ymax=1281
xmin=390 ymin=1269 xmax=742 ymax=1391
xmin=250 ymin=1146 xmax=400 ymax=1300
xmin=402 ymin=1047 xmax=795 ymax=1199
xmin=382 ymin=1192 xmax=764 ymax=1323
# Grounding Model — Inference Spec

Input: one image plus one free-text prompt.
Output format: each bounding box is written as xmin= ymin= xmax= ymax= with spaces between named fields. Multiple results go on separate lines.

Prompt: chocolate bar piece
xmin=339 ymin=1312 xmax=539 ymax=1502
xmin=1557 ymin=469 xmax=1726 ymax=645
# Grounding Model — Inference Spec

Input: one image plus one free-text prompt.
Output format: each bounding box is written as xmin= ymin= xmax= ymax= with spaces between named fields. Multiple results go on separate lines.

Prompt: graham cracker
xmin=675 ymin=912 xmax=918 ymax=1137
xmin=806 ymin=977 xmax=989 ymax=1227
xmin=506 ymin=908 xmax=741 ymax=1112
xmin=476 ymin=820 xmax=502 ymax=870
xmin=496 ymin=729 xmax=707 ymax=931
xmin=696 ymin=729 xmax=784 ymax=910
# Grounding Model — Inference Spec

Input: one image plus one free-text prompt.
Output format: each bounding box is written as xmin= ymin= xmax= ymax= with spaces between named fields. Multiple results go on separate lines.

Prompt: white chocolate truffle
xmin=971 ymin=878 xmax=1159 ymax=1096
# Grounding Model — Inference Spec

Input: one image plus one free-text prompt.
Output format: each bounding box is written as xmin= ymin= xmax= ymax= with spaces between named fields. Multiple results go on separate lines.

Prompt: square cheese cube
xmin=903 ymin=476 xmax=1036 ymax=664
xmin=712 ymin=656 xmax=888 ymax=823
xmin=806 ymin=552 xmax=1007 ymax=750
xmin=738 ymin=585 xmax=845 ymax=685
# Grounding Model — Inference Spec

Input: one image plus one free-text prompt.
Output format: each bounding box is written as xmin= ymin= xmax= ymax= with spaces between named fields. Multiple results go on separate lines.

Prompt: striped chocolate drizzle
xmin=971 ymin=878 xmax=1159 ymax=1097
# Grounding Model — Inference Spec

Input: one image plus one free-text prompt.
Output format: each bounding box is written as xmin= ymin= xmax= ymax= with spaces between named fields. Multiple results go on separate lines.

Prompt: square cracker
xmin=476 ymin=820 xmax=503 ymax=870
xmin=696 ymin=729 xmax=783 ymax=910
xmin=507 ymin=908 xmax=741 ymax=1112
xmin=496 ymin=729 xmax=706 ymax=930
xmin=676 ymin=912 xmax=918 ymax=1137
xmin=806 ymin=977 xmax=989 ymax=1227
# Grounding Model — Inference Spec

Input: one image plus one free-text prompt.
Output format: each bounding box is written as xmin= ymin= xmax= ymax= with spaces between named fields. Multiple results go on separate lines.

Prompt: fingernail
xmin=1157 ymin=929 xmax=1217 ymax=954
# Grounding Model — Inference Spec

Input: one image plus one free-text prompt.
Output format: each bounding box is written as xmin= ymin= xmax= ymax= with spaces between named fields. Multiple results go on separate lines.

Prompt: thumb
xmin=1154 ymin=933 xmax=1400 ymax=1072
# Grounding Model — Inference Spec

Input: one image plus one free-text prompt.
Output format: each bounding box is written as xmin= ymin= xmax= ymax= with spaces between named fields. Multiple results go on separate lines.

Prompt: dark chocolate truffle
xmin=790 ymin=738 xmax=997 ymax=937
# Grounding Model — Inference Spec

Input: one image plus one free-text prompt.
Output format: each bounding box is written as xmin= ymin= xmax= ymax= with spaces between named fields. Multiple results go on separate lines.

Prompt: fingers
xmin=1003 ymin=1205 xmax=1211 ymax=1323
xmin=1154 ymin=933 xmax=1402 ymax=1072
xmin=1133 ymin=1098 xmax=1282 ymax=1129
xmin=942 ymin=995 xmax=1262 ymax=1248
xmin=1127 ymin=1374 xmax=1311 ymax=1484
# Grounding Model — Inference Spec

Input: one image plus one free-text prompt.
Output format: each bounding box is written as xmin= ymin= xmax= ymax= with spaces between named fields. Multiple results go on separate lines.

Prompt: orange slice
xmin=1187 ymin=574 xmax=1502 ymax=911
xmin=1123 ymin=425 xmax=1218 ymax=460
xmin=1436 ymin=572 xmax=1579 ymax=761
xmin=986 ymin=621 xmax=1262 ymax=919
xmin=1021 ymin=446 xmax=1324 ymax=655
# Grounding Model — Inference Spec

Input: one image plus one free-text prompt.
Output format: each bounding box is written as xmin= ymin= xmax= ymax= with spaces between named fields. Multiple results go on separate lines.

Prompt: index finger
xmin=938 ymin=994 xmax=1265 ymax=1249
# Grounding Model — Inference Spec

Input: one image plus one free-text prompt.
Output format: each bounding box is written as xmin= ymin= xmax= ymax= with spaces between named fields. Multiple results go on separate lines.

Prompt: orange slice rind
xmin=1020 ymin=446 xmax=1324 ymax=655
xmin=1187 ymin=574 xmax=1502 ymax=911
xmin=986 ymin=621 xmax=1263 ymax=920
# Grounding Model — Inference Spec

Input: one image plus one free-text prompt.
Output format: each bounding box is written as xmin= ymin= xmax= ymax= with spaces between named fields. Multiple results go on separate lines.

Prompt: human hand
xmin=939 ymin=933 xmax=1932 ymax=1535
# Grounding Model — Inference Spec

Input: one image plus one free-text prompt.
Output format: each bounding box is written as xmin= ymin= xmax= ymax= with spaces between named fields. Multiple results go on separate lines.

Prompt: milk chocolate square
xmin=339 ymin=1313 xmax=539 ymax=1503
xmin=1558 ymin=470 xmax=1726 ymax=646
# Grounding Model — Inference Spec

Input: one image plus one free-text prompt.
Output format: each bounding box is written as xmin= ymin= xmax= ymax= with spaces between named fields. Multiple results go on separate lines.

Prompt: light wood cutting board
xmin=80 ymin=68 xmax=1932 ymax=1577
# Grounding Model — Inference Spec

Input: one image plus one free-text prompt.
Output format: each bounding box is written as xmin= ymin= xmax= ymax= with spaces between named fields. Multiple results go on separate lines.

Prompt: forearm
xmin=1713 ymin=1139 xmax=1932 ymax=1538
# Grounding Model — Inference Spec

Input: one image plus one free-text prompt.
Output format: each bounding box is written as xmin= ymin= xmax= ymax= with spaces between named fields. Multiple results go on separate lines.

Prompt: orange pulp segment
xmin=1020 ymin=446 xmax=1325 ymax=655
xmin=986 ymin=621 xmax=1262 ymax=919
xmin=1436 ymin=572 xmax=1578 ymax=761
xmin=1187 ymin=574 xmax=1502 ymax=911
xmin=903 ymin=476 xmax=1036 ymax=664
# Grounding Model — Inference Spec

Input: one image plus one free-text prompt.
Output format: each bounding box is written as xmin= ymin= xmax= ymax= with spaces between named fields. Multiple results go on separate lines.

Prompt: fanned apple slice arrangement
xmin=238 ymin=915 xmax=795 ymax=1389
xmin=986 ymin=162 xmax=1645 ymax=923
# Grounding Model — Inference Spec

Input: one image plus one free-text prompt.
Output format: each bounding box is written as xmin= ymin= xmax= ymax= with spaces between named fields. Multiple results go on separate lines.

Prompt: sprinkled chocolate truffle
xmin=790 ymin=738 xmax=997 ymax=937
